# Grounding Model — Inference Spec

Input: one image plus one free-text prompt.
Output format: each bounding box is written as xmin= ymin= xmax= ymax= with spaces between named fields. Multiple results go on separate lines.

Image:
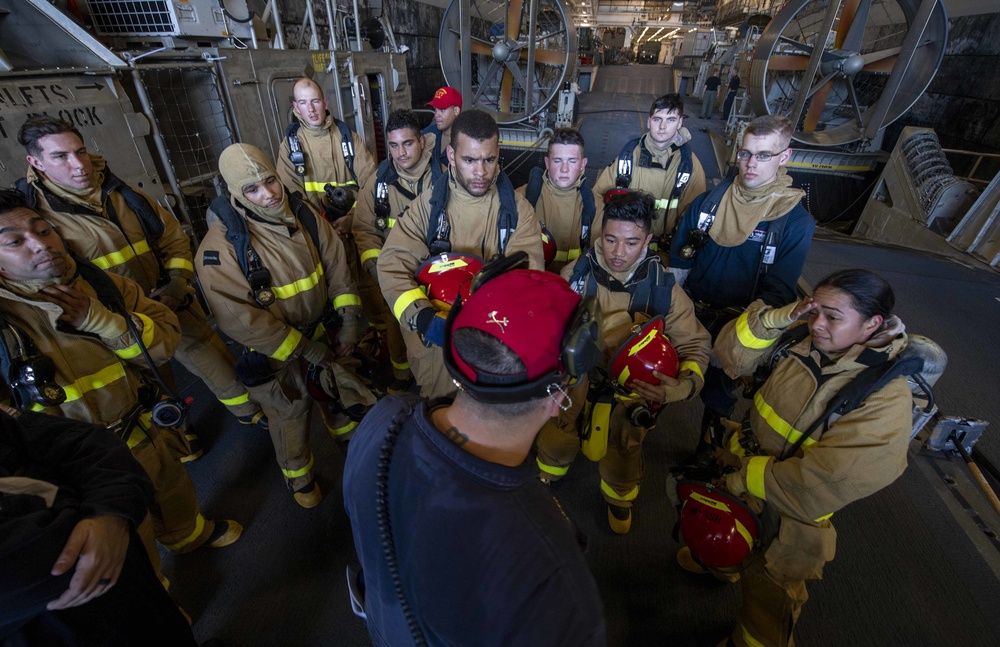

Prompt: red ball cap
xmin=449 ymin=269 xmax=580 ymax=384
xmin=427 ymin=86 xmax=462 ymax=110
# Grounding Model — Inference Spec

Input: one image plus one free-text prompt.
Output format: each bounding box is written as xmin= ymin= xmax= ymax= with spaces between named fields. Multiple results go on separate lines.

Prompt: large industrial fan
xmin=438 ymin=0 xmax=578 ymax=125
xmin=748 ymin=0 xmax=948 ymax=147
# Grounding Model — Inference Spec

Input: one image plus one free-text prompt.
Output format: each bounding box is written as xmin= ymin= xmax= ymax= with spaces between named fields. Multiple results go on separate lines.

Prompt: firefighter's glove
xmin=760 ymin=300 xmax=802 ymax=330
xmin=77 ymin=299 xmax=129 ymax=339
xmin=160 ymin=275 xmax=190 ymax=303
xmin=724 ymin=471 xmax=748 ymax=497
xmin=337 ymin=309 xmax=360 ymax=346
xmin=301 ymin=340 xmax=336 ymax=369
xmin=661 ymin=375 xmax=697 ymax=404
xmin=415 ymin=307 xmax=447 ymax=348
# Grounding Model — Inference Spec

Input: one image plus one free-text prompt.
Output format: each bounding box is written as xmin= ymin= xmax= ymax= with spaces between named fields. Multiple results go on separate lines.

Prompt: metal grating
xmin=138 ymin=66 xmax=233 ymax=236
xmin=88 ymin=0 xmax=177 ymax=36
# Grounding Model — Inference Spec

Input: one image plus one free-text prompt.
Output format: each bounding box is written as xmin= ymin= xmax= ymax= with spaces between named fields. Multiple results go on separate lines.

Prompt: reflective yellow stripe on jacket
xmin=360 ymin=248 xmax=380 ymax=265
xmin=679 ymin=360 xmax=704 ymax=380
xmin=393 ymin=288 xmax=428 ymax=322
xmin=114 ymin=312 xmax=156 ymax=360
xmin=272 ymin=264 xmax=324 ymax=300
xmin=91 ymin=240 xmax=151 ymax=270
xmin=736 ymin=311 xmax=777 ymax=349
xmin=753 ymin=391 xmax=817 ymax=449
xmin=164 ymin=257 xmax=194 ymax=272
xmin=30 ymin=363 xmax=129 ymax=411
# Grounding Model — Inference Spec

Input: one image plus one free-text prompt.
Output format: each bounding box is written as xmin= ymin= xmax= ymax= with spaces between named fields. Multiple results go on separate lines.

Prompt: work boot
xmin=204 ymin=520 xmax=243 ymax=548
xmin=293 ymin=481 xmax=323 ymax=508
xmin=237 ymin=410 xmax=269 ymax=430
xmin=677 ymin=546 xmax=740 ymax=583
xmin=387 ymin=375 xmax=414 ymax=394
xmin=607 ymin=504 xmax=632 ymax=535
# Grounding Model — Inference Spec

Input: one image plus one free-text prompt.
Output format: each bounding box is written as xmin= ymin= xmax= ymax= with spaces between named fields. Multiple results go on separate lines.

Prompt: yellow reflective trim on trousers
xmin=393 ymin=287 xmax=428 ymax=321
xmin=537 ymin=457 xmax=569 ymax=477
xmin=163 ymin=513 xmax=206 ymax=553
xmin=329 ymin=420 xmax=357 ymax=436
xmin=219 ymin=392 xmax=250 ymax=407
xmin=115 ymin=311 xmax=155 ymax=359
xmin=360 ymin=248 xmax=381 ymax=265
xmin=600 ymin=480 xmax=639 ymax=502
xmin=741 ymin=624 xmax=767 ymax=647
xmin=746 ymin=455 xmax=770 ymax=500
xmin=333 ymin=293 xmax=362 ymax=309
xmin=815 ymin=512 xmax=834 ymax=522
xmin=680 ymin=360 xmax=704 ymax=380
xmin=164 ymin=257 xmax=194 ymax=272
xmin=753 ymin=391 xmax=816 ymax=448
xmin=736 ymin=312 xmax=777 ymax=349
xmin=271 ymin=264 xmax=324 ymax=300
xmin=91 ymin=239 xmax=151 ymax=270
xmin=271 ymin=328 xmax=303 ymax=361
xmin=391 ymin=359 xmax=410 ymax=371
xmin=281 ymin=454 xmax=315 ymax=479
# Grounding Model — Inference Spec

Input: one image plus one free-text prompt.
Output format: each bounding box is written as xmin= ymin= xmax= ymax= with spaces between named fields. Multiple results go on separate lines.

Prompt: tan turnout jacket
xmin=714 ymin=300 xmax=913 ymax=578
xmin=592 ymin=130 xmax=706 ymax=240
xmin=22 ymin=165 xmax=193 ymax=295
xmin=378 ymin=168 xmax=544 ymax=327
xmin=196 ymin=197 xmax=360 ymax=366
xmin=515 ymin=172 xmax=604 ymax=274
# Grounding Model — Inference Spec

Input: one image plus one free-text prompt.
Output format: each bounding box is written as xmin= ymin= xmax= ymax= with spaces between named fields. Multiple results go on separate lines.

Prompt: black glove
xmin=414 ymin=307 xmax=447 ymax=348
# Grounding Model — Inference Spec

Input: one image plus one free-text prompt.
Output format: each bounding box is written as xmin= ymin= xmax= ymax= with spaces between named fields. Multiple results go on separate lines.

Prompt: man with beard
xmin=668 ymin=114 xmax=815 ymax=459
xmin=378 ymin=110 xmax=543 ymax=399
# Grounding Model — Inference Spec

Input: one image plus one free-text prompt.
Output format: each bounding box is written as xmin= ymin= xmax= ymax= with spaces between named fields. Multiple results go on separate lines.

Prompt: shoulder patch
xmin=202 ymin=251 xmax=221 ymax=266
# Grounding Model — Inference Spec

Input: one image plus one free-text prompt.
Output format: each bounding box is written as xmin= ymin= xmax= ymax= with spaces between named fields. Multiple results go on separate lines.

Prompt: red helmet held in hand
xmin=414 ymin=252 xmax=484 ymax=311
xmin=609 ymin=316 xmax=679 ymax=391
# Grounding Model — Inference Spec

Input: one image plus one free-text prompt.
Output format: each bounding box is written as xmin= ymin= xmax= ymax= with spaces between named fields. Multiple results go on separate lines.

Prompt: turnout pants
xmin=400 ymin=328 xmax=457 ymax=400
xmin=730 ymin=515 xmax=837 ymax=647
xmin=536 ymin=386 xmax=655 ymax=508
xmin=129 ymin=420 xmax=215 ymax=554
xmin=247 ymin=358 xmax=374 ymax=492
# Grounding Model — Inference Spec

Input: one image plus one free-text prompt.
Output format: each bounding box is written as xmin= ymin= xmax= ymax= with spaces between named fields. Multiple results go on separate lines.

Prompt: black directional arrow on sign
xmin=74 ymin=83 xmax=104 ymax=91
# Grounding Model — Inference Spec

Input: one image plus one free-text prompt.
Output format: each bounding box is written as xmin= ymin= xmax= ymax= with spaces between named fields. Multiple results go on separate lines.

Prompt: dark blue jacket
xmin=343 ymin=395 xmax=606 ymax=647
xmin=669 ymin=188 xmax=814 ymax=309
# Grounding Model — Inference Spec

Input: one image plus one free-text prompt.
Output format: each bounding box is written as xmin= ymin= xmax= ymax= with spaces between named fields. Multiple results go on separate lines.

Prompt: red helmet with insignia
xmin=603 ymin=187 xmax=631 ymax=203
xmin=540 ymin=225 xmax=557 ymax=266
xmin=609 ymin=316 xmax=679 ymax=390
xmin=414 ymin=252 xmax=484 ymax=311
xmin=677 ymin=480 xmax=761 ymax=572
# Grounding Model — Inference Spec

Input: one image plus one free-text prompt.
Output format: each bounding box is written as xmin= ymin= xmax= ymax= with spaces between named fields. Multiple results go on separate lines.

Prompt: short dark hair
xmin=604 ymin=190 xmax=654 ymax=234
xmin=547 ymin=128 xmax=585 ymax=155
xmin=649 ymin=94 xmax=684 ymax=118
xmin=0 ymin=189 xmax=29 ymax=216
xmin=815 ymin=269 xmax=895 ymax=320
xmin=745 ymin=115 xmax=793 ymax=149
xmin=386 ymin=109 xmax=422 ymax=137
xmin=451 ymin=327 xmax=542 ymax=416
xmin=17 ymin=116 xmax=84 ymax=158
xmin=451 ymin=110 xmax=499 ymax=144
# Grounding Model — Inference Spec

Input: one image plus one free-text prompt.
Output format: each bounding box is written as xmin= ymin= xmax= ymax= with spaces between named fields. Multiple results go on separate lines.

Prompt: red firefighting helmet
xmin=609 ymin=316 xmax=679 ymax=390
xmin=414 ymin=252 xmax=484 ymax=311
xmin=540 ymin=225 xmax=557 ymax=266
xmin=677 ymin=480 xmax=761 ymax=572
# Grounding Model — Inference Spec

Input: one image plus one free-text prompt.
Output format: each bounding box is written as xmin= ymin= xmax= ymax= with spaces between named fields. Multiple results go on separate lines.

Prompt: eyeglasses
xmin=736 ymin=148 xmax=787 ymax=163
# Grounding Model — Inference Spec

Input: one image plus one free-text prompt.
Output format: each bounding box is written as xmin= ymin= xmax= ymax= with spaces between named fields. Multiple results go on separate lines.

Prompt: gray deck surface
xmin=164 ymin=66 xmax=1000 ymax=646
